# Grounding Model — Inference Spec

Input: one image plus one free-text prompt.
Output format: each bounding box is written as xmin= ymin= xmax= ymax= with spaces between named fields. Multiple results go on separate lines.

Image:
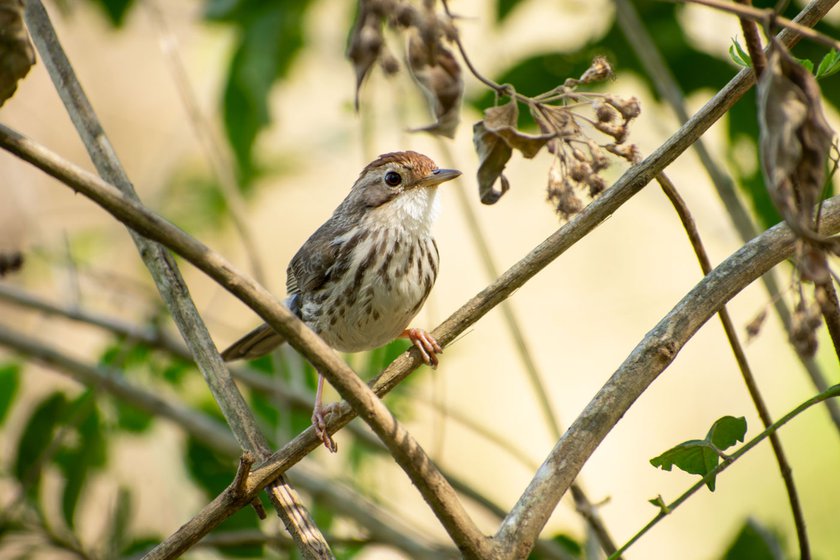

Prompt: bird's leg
xmin=311 ymin=373 xmax=338 ymax=453
xmin=400 ymin=328 xmax=443 ymax=367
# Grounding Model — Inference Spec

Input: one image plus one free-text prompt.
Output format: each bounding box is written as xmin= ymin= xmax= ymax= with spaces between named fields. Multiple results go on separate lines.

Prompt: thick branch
xmin=0 ymin=124 xmax=489 ymax=559
xmin=0 ymin=324 xmax=454 ymax=560
xmin=614 ymin=0 xmax=840 ymax=435
xmin=495 ymin=196 xmax=840 ymax=559
xmin=22 ymin=1 xmax=328 ymax=555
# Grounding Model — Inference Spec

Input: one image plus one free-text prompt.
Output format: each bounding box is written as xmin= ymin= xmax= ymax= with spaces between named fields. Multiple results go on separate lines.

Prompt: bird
xmin=221 ymin=151 xmax=461 ymax=452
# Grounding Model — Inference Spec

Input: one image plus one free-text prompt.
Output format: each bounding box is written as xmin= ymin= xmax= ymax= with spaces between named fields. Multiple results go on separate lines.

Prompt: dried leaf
xmin=346 ymin=8 xmax=384 ymax=110
xmin=0 ymin=0 xmax=35 ymax=107
xmin=473 ymin=120 xmax=512 ymax=205
xmin=484 ymin=100 xmax=554 ymax=158
xmin=757 ymin=37 xmax=835 ymax=237
xmin=407 ymin=31 xmax=463 ymax=138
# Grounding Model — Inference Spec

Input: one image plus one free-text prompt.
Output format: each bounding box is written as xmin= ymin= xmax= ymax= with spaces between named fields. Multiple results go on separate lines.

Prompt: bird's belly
xmin=305 ymin=236 xmax=437 ymax=353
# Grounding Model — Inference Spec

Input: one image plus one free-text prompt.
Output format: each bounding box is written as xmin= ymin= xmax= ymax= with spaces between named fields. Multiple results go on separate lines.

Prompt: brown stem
xmin=614 ymin=0 xmax=840 ymax=435
xmin=736 ymin=0 xmax=768 ymax=77
xmin=656 ymin=173 xmax=810 ymax=560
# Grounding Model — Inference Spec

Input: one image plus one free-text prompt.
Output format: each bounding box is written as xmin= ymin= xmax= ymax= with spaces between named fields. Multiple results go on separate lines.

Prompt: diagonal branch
xmin=0 ymin=323 xmax=453 ymax=560
xmin=0 ymin=124 xmax=490 ymax=559
xmin=614 ymin=0 xmax=840 ymax=435
xmin=21 ymin=1 xmax=329 ymax=556
xmin=494 ymin=195 xmax=840 ymax=559
xmin=656 ymin=173 xmax=809 ymax=559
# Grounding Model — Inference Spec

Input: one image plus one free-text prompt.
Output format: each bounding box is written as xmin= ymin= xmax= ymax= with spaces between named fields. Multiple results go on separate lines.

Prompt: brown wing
xmin=285 ymin=218 xmax=346 ymax=298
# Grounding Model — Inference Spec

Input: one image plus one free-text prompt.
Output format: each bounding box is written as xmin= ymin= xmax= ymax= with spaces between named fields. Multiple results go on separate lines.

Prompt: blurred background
xmin=1 ymin=0 xmax=839 ymax=558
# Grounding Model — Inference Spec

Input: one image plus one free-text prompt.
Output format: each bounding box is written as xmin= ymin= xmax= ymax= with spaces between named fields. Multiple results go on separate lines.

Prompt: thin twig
xmin=609 ymin=384 xmax=840 ymax=559
xmin=736 ymin=0 xmax=768 ymax=76
xmin=439 ymin=142 xmax=620 ymax=557
xmin=494 ymin=195 xmax=840 ymax=559
xmin=656 ymin=173 xmax=810 ymax=560
xmin=142 ymin=0 xmax=266 ymax=285
xmin=613 ymin=0 xmax=840 ymax=434
xmin=676 ymin=0 xmax=840 ymax=51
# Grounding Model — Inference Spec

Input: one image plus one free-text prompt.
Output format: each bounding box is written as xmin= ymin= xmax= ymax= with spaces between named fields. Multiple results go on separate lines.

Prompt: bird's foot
xmin=401 ymin=328 xmax=443 ymax=368
xmin=312 ymin=404 xmax=338 ymax=453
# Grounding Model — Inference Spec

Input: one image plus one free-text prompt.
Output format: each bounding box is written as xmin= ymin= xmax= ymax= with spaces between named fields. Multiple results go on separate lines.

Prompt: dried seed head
xmin=595 ymin=102 xmax=615 ymax=123
xmin=790 ymin=298 xmax=821 ymax=358
xmin=587 ymin=175 xmax=607 ymax=197
xmin=580 ymin=56 xmax=613 ymax=84
xmin=745 ymin=309 xmax=768 ymax=340
xmin=568 ymin=161 xmax=590 ymax=182
xmin=607 ymin=96 xmax=641 ymax=120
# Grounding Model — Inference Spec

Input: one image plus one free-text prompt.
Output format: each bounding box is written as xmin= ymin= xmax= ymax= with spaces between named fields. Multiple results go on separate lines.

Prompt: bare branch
xmin=0 ymin=123 xmax=489 ymax=558
xmin=656 ymin=173 xmax=810 ymax=559
xmin=21 ymin=1 xmax=328 ymax=555
xmin=0 ymin=324 xmax=453 ymax=560
xmin=614 ymin=0 xmax=840 ymax=435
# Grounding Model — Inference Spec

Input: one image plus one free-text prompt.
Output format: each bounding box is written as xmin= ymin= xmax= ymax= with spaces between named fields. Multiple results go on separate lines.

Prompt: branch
xmin=656 ymin=173 xmax=809 ymax=559
xmin=494 ymin=196 xmax=840 ymax=558
xmin=0 ymin=324 xmax=453 ymax=560
xmin=0 ymin=124 xmax=489 ymax=558
xmin=677 ymin=0 xmax=840 ymax=52
xmin=21 ymin=2 xmax=328 ymax=557
xmin=614 ymin=0 xmax=840 ymax=435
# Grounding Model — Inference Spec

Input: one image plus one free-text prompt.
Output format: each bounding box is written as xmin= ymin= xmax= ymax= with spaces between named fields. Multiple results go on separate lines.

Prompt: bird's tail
xmin=220 ymin=322 xmax=286 ymax=361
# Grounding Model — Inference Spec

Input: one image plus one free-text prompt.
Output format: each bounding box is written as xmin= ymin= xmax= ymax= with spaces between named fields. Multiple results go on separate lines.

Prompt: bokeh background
xmin=1 ymin=0 xmax=839 ymax=558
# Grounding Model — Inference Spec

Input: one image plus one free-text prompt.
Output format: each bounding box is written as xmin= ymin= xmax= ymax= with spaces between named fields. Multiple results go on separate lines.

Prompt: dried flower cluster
xmin=473 ymin=57 xmax=641 ymax=216
xmin=757 ymin=37 xmax=839 ymax=357
xmin=347 ymin=0 xmax=463 ymax=137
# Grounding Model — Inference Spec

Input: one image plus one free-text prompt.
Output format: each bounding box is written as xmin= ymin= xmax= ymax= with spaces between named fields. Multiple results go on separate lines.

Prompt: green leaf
xmin=0 ymin=362 xmax=21 ymax=425
xmin=650 ymin=439 xmax=721 ymax=490
xmin=14 ymin=392 xmax=67 ymax=496
xmin=729 ymin=38 xmax=752 ymax=68
xmin=210 ymin=1 xmax=312 ymax=189
xmin=497 ymin=0 xmax=524 ymax=22
xmin=648 ymin=495 xmax=670 ymax=514
xmin=55 ymin=391 xmax=108 ymax=529
xmin=91 ymin=0 xmax=136 ymax=27
xmin=651 ymin=416 xmax=748 ymax=491
xmin=794 ymin=57 xmax=814 ymax=73
xmin=816 ymin=49 xmax=840 ymax=79
xmin=115 ymin=400 xmax=155 ymax=433
xmin=722 ymin=518 xmax=784 ymax=560
xmin=707 ymin=416 xmax=747 ymax=450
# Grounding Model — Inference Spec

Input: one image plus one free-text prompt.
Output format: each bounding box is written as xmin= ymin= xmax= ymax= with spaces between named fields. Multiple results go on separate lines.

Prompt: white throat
xmin=371 ymin=186 xmax=441 ymax=234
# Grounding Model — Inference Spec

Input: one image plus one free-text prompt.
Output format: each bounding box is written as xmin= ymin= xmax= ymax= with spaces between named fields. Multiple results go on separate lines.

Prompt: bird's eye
xmin=384 ymin=171 xmax=402 ymax=187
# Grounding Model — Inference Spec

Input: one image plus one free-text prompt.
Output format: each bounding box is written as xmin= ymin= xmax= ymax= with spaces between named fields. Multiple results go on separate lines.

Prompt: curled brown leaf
xmin=347 ymin=7 xmax=385 ymax=110
xmin=0 ymin=0 xmax=35 ymax=107
xmin=407 ymin=31 xmax=463 ymax=138
xmin=757 ymin=37 xmax=835 ymax=240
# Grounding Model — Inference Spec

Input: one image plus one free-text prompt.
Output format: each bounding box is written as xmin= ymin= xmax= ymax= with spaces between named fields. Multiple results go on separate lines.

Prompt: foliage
xmin=650 ymin=416 xmax=747 ymax=491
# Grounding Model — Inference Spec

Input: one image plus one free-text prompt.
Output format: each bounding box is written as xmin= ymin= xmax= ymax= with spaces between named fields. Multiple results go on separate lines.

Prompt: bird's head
xmin=347 ymin=151 xmax=461 ymax=229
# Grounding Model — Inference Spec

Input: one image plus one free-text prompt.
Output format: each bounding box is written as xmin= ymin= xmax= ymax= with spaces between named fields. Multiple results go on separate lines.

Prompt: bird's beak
xmin=418 ymin=168 xmax=461 ymax=188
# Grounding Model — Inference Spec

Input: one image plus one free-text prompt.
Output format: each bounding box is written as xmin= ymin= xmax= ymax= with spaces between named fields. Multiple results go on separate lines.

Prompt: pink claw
xmin=401 ymin=328 xmax=443 ymax=368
